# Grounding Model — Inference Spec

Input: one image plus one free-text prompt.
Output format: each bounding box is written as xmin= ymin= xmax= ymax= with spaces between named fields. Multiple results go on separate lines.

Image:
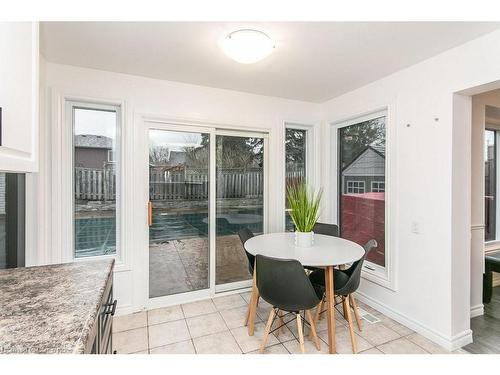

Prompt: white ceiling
xmin=40 ymin=22 xmax=500 ymax=103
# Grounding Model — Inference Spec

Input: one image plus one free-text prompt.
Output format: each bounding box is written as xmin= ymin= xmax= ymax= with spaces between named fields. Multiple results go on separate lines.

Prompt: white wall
xmin=320 ymin=29 xmax=500 ymax=350
xmin=36 ymin=60 xmax=322 ymax=315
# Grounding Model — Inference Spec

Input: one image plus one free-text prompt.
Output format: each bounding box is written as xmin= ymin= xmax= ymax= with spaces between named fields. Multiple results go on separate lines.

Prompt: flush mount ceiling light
xmin=221 ymin=29 xmax=275 ymax=64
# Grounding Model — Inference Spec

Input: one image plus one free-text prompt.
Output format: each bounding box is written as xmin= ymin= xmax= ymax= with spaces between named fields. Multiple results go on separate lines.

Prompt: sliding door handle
xmin=148 ymin=201 xmax=153 ymax=226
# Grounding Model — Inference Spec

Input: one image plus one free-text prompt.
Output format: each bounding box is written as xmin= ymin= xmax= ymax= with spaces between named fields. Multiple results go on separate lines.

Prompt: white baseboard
xmin=470 ymin=304 xmax=484 ymax=318
xmin=355 ymin=291 xmax=473 ymax=351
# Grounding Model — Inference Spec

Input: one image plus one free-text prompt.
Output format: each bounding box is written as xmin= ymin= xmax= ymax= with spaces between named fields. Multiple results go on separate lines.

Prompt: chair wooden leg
xmin=344 ymin=296 xmax=357 ymax=354
xmin=342 ymin=296 xmax=348 ymax=319
xmin=306 ymin=310 xmax=321 ymax=351
xmin=317 ymin=297 xmax=325 ymax=321
xmin=247 ymin=265 xmax=259 ymax=335
xmin=259 ymin=308 xmax=276 ymax=353
xmin=349 ymin=294 xmax=363 ymax=331
xmin=277 ymin=310 xmax=285 ymax=334
xmin=296 ymin=313 xmax=305 ymax=354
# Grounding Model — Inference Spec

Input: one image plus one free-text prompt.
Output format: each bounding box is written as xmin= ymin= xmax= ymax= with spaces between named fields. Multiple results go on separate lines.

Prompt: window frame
xmin=65 ymin=99 xmax=123 ymax=263
xmin=331 ymin=108 xmax=395 ymax=290
xmin=284 ymin=123 xmax=315 ymax=231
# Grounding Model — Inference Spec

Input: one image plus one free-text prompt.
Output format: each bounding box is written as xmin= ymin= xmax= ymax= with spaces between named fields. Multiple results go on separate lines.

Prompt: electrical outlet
xmin=411 ymin=221 xmax=420 ymax=234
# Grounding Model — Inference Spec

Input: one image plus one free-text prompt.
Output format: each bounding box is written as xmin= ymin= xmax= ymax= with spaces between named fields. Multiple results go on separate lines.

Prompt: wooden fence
xmin=75 ymin=166 xmax=304 ymax=201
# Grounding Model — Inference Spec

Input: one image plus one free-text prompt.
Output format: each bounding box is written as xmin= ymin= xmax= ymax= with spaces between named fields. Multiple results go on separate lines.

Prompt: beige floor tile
xmin=220 ymin=305 xmax=261 ymax=329
xmin=372 ymin=314 xmax=414 ymax=336
xmin=318 ymin=324 xmax=373 ymax=354
xmin=131 ymin=350 xmax=149 ymax=354
xmin=148 ymin=319 xmax=191 ymax=349
xmin=231 ymin=322 xmax=280 ymax=353
xmin=148 ymin=305 xmax=184 ymax=326
xmin=181 ymin=299 xmax=217 ymax=318
xmin=193 ymin=331 xmax=242 ymax=354
xmin=186 ymin=312 xmax=228 ymax=338
xmin=248 ymin=343 xmax=290 ymax=354
xmin=406 ymin=333 xmax=451 ymax=354
xmin=356 ymin=322 xmax=401 ymax=346
xmin=359 ymin=347 xmax=384 ymax=354
xmin=283 ymin=339 xmax=328 ymax=354
xmin=240 ymin=291 xmax=253 ymax=303
xmin=212 ymin=294 xmax=247 ymax=310
xmin=150 ymin=340 xmax=196 ymax=354
xmin=113 ymin=311 xmax=147 ymax=333
xmin=113 ymin=327 xmax=148 ymax=354
xmin=377 ymin=337 xmax=429 ymax=354
xmin=452 ymin=348 xmax=471 ymax=354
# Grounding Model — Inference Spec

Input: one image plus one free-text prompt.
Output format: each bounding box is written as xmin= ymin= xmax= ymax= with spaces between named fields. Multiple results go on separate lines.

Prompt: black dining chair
xmin=308 ymin=239 xmax=378 ymax=353
xmin=256 ymin=254 xmax=322 ymax=353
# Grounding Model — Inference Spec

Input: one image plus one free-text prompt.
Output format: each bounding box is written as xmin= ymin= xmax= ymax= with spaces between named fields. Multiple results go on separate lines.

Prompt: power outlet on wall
xmin=411 ymin=221 xmax=420 ymax=234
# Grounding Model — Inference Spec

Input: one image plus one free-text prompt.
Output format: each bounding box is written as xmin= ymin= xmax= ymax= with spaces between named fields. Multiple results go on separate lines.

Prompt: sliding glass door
xmin=148 ymin=129 xmax=211 ymax=299
xmin=145 ymin=124 xmax=267 ymax=303
xmin=215 ymin=134 xmax=265 ymax=290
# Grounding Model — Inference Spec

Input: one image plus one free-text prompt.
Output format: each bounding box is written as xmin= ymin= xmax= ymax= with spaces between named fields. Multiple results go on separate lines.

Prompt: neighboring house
xmin=342 ymin=144 xmax=385 ymax=194
xmin=74 ymin=134 xmax=114 ymax=169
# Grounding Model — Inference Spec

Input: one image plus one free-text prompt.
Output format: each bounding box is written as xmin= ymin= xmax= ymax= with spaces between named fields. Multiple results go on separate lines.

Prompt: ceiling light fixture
xmin=221 ymin=29 xmax=275 ymax=64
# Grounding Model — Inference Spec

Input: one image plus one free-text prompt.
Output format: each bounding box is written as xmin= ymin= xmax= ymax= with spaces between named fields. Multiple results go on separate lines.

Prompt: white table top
xmin=244 ymin=232 xmax=365 ymax=267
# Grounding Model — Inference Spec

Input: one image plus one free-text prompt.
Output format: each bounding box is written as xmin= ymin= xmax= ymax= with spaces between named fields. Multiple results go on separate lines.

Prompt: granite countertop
xmin=0 ymin=259 xmax=114 ymax=354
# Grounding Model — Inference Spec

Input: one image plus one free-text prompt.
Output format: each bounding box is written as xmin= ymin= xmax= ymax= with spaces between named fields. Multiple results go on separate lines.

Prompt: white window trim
xmin=51 ymin=90 xmax=129 ymax=272
xmin=330 ymin=107 xmax=397 ymax=291
xmin=371 ymin=181 xmax=385 ymax=192
xmin=284 ymin=122 xmax=316 ymax=230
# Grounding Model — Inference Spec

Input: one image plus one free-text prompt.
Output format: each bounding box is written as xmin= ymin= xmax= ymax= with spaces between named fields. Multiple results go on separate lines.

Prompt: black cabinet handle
xmin=104 ymin=300 xmax=117 ymax=316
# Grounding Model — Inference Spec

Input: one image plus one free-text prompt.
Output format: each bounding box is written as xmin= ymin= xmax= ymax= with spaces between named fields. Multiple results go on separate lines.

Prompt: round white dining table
xmin=244 ymin=232 xmax=365 ymax=354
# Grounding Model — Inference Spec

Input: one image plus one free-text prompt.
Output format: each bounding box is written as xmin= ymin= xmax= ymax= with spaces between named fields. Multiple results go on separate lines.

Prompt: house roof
xmin=75 ymin=134 xmax=113 ymax=149
xmin=342 ymin=145 xmax=385 ymax=177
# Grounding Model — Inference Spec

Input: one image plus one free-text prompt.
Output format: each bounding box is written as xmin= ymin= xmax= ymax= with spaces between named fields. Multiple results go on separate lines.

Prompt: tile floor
xmin=113 ymin=292 xmax=470 ymax=355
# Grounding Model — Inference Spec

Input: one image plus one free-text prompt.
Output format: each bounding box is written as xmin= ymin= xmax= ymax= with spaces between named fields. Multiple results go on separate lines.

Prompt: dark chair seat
xmin=308 ymin=239 xmax=378 ymax=296
xmin=309 ymin=268 xmax=350 ymax=296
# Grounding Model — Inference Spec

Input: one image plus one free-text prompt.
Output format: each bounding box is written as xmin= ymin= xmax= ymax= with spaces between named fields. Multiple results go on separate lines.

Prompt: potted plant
xmin=286 ymin=182 xmax=323 ymax=247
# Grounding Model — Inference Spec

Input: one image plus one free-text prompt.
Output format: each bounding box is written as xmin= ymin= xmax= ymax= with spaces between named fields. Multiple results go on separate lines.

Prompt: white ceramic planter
xmin=295 ymin=231 xmax=314 ymax=247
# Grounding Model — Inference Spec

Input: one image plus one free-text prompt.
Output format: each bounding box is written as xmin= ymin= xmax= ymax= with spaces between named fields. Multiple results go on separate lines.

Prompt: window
xmin=371 ymin=181 xmax=385 ymax=192
xmin=0 ymin=173 xmax=25 ymax=269
xmin=346 ymin=181 xmax=365 ymax=194
xmin=485 ymin=129 xmax=497 ymax=242
xmin=285 ymin=127 xmax=307 ymax=231
xmin=338 ymin=112 xmax=386 ymax=269
xmin=107 ymin=150 xmax=115 ymax=162
xmin=71 ymin=103 xmax=121 ymax=258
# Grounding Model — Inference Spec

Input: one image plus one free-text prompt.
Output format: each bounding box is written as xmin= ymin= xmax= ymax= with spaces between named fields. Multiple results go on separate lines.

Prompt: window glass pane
xmin=73 ymin=106 xmax=119 ymax=258
xmin=485 ymin=129 xmax=496 ymax=241
xmin=339 ymin=115 xmax=386 ymax=267
xmin=285 ymin=128 xmax=307 ymax=231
